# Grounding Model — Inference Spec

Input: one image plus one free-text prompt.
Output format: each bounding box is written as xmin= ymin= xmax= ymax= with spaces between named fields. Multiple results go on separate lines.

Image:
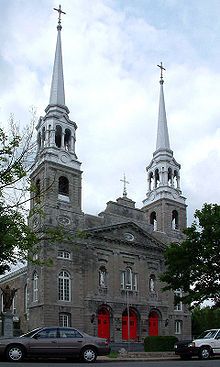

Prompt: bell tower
xmin=30 ymin=6 xmax=82 ymax=230
xmin=142 ymin=63 xmax=187 ymax=233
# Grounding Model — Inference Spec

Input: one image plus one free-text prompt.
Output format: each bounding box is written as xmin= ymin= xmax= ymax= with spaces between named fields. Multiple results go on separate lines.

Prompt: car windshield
xmin=197 ymin=330 xmax=218 ymax=339
xmin=19 ymin=328 xmax=42 ymax=338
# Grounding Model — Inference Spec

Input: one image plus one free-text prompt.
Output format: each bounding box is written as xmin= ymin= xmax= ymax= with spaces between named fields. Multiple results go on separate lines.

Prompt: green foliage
xmin=192 ymin=306 xmax=220 ymax=337
xmin=160 ymin=203 xmax=220 ymax=307
xmin=144 ymin=336 xmax=178 ymax=352
xmin=0 ymin=117 xmax=73 ymax=275
xmin=107 ymin=351 xmax=118 ymax=358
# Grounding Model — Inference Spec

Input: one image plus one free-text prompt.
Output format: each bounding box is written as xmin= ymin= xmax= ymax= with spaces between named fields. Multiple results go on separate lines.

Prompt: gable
xmin=83 ymin=221 xmax=166 ymax=253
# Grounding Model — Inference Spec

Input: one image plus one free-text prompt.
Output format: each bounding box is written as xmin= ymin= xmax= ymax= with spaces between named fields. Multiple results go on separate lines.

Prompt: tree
xmin=160 ymin=203 xmax=220 ymax=308
xmin=0 ymin=114 xmax=69 ymax=276
xmin=192 ymin=306 xmax=220 ymax=337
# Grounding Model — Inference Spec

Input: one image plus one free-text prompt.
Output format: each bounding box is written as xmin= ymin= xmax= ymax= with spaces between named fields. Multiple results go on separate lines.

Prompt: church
xmin=0 ymin=7 xmax=191 ymax=342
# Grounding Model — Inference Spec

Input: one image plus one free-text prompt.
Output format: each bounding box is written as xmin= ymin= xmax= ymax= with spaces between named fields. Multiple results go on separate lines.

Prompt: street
xmin=1 ymin=359 xmax=220 ymax=367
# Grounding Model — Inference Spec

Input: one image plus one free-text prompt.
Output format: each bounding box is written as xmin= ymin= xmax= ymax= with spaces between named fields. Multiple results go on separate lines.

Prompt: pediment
xmin=84 ymin=221 xmax=166 ymax=252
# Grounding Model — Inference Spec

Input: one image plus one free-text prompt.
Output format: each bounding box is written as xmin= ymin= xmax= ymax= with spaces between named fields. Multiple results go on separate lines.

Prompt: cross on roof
xmin=157 ymin=62 xmax=166 ymax=83
xmin=54 ymin=4 xmax=66 ymax=27
xmin=120 ymin=174 xmax=129 ymax=197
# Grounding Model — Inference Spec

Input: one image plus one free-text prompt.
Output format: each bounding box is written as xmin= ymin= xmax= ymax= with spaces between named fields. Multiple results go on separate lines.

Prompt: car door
xmin=213 ymin=330 xmax=220 ymax=354
xmin=58 ymin=328 xmax=85 ymax=356
xmin=28 ymin=328 xmax=60 ymax=357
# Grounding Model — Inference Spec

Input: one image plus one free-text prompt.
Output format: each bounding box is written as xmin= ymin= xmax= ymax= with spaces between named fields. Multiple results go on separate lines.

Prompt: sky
xmin=1 ymin=0 xmax=220 ymax=225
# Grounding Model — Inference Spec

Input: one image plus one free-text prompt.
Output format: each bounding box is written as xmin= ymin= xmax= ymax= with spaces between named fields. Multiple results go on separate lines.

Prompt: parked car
xmin=0 ymin=326 xmax=110 ymax=363
xmin=174 ymin=329 xmax=220 ymax=360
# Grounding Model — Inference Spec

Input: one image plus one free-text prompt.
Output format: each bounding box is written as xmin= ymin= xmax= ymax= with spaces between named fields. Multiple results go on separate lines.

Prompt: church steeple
xmin=156 ymin=63 xmax=170 ymax=151
xmin=30 ymin=5 xmax=82 ymax=217
xmin=45 ymin=5 xmax=68 ymax=114
xmin=142 ymin=64 xmax=187 ymax=233
xmin=49 ymin=22 xmax=65 ymax=107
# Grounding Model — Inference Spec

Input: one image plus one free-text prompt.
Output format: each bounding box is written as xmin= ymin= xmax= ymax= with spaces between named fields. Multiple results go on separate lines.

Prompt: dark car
xmin=0 ymin=326 xmax=110 ymax=363
xmin=174 ymin=339 xmax=194 ymax=359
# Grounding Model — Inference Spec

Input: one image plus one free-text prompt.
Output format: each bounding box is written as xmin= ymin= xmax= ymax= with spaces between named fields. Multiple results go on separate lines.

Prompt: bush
xmin=144 ymin=336 xmax=178 ymax=352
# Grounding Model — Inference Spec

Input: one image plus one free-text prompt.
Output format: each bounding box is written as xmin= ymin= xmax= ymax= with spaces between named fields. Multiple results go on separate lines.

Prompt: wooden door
xmin=149 ymin=311 xmax=158 ymax=336
xmin=122 ymin=309 xmax=137 ymax=340
xmin=98 ymin=308 xmax=110 ymax=339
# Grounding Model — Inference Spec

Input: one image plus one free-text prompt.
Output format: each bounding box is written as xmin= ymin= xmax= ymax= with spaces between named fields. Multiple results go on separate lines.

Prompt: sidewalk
xmin=98 ymin=351 xmax=179 ymax=361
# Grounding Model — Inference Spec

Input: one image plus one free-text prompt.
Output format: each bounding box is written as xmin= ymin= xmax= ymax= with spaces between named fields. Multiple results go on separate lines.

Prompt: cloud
xmin=1 ymin=0 xmax=220 ymax=226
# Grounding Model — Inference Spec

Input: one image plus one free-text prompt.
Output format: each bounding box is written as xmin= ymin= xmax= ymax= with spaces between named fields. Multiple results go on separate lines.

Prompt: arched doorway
xmin=122 ymin=308 xmax=137 ymax=340
xmin=98 ymin=307 xmax=110 ymax=339
xmin=149 ymin=310 xmax=159 ymax=336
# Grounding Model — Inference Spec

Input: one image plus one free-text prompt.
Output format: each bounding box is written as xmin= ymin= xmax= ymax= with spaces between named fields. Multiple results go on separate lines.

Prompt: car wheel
xmin=6 ymin=344 xmax=25 ymax=362
xmin=81 ymin=347 xmax=97 ymax=363
xmin=199 ymin=346 xmax=211 ymax=360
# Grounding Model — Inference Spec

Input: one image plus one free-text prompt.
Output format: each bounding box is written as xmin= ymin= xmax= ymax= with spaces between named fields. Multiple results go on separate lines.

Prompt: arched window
xmin=64 ymin=129 xmax=71 ymax=151
xmin=33 ymin=272 xmax=39 ymax=302
xmin=58 ymin=176 xmax=69 ymax=196
xmin=35 ymin=179 xmax=41 ymax=203
xmin=24 ymin=284 xmax=28 ymax=313
xmin=48 ymin=124 xmax=51 ymax=145
xmin=173 ymin=170 xmax=178 ymax=188
xmin=1 ymin=293 xmax=3 ymax=312
xmin=12 ymin=294 xmax=16 ymax=314
xmin=99 ymin=266 xmax=107 ymax=288
xmin=174 ymin=289 xmax=183 ymax=311
xmin=58 ymin=270 xmax=71 ymax=301
xmin=155 ymin=169 xmax=160 ymax=188
xmin=42 ymin=127 xmax=46 ymax=147
xmin=55 ymin=125 xmax=62 ymax=148
xmin=37 ymin=132 xmax=41 ymax=150
xmin=150 ymin=211 xmax=157 ymax=231
xmin=172 ymin=210 xmax=179 ymax=229
xmin=121 ymin=267 xmax=137 ymax=291
xmin=168 ymin=167 xmax=172 ymax=186
xmin=149 ymin=172 xmax=153 ymax=191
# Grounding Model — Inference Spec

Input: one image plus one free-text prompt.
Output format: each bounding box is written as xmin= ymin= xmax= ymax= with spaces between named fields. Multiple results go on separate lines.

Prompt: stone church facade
xmin=0 ymin=12 xmax=191 ymax=341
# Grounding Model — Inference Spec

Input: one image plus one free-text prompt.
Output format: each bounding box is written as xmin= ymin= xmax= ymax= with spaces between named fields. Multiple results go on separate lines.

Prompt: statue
xmin=149 ymin=277 xmax=155 ymax=292
xmin=0 ymin=285 xmax=18 ymax=312
xmin=99 ymin=269 xmax=106 ymax=287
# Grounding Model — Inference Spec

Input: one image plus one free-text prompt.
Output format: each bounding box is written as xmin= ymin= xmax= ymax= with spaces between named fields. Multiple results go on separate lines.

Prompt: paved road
xmin=1 ymin=359 xmax=220 ymax=367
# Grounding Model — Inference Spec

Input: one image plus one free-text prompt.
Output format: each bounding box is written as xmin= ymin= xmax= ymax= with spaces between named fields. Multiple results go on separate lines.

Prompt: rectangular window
xmin=64 ymin=279 xmax=70 ymax=300
xmin=175 ymin=320 xmax=182 ymax=334
xmin=59 ymin=313 xmax=71 ymax=327
xmin=1 ymin=294 xmax=3 ymax=312
xmin=133 ymin=273 xmax=138 ymax=291
xmin=58 ymin=250 xmax=71 ymax=260
xmin=12 ymin=297 xmax=16 ymax=315
xmin=58 ymin=278 xmax=70 ymax=301
xmin=174 ymin=289 xmax=183 ymax=311
xmin=121 ymin=271 xmax=125 ymax=290
xmin=125 ymin=268 xmax=132 ymax=290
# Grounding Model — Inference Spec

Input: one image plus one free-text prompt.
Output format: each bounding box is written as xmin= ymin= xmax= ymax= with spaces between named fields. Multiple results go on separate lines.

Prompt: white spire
xmin=156 ymin=63 xmax=170 ymax=151
xmin=49 ymin=6 xmax=66 ymax=107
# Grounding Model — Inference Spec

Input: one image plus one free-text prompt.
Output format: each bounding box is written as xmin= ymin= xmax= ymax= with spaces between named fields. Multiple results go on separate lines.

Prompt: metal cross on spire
xmin=157 ymin=62 xmax=166 ymax=84
xmin=54 ymin=4 xmax=66 ymax=29
xmin=120 ymin=174 xmax=129 ymax=197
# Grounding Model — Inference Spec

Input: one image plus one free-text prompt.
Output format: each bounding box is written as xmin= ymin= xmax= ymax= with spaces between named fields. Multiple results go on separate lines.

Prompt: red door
xmin=149 ymin=311 xmax=158 ymax=336
xmin=98 ymin=308 xmax=110 ymax=339
xmin=122 ymin=309 xmax=137 ymax=340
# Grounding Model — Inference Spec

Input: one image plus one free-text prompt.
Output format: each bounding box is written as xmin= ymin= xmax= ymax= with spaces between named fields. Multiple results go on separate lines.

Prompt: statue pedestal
xmin=1 ymin=312 xmax=13 ymax=338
